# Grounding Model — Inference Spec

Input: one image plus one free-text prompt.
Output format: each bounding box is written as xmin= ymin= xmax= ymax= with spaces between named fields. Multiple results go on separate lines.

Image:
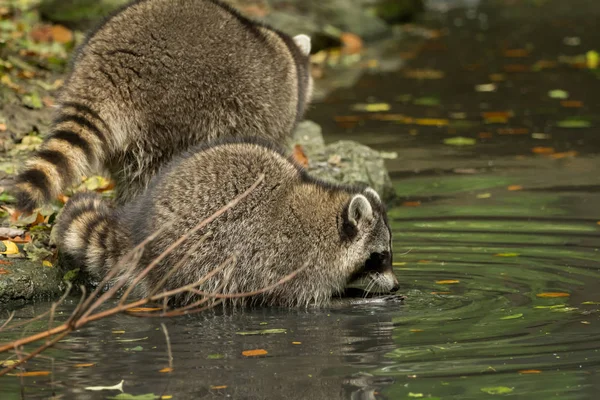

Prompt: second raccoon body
xmin=55 ymin=140 xmax=399 ymax=307
xmin=15 ymin=0 xmax=312 ymax=212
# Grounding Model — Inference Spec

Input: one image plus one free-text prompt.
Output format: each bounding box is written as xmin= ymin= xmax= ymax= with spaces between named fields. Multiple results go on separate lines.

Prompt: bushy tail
xmin=14 ymin=102 xmax=110 ymax=212
xmin=54 ymin=192 xmax=128 ymax=279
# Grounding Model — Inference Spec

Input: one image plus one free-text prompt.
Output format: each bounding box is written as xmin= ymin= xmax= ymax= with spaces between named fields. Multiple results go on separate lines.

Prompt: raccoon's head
xmin=342 ymin=188 xmax=399 ymax=294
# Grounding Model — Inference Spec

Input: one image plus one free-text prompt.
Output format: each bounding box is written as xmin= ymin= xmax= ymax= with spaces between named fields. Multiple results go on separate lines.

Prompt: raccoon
xmin=14 ymin=0 xmax=313 ymax=212
xmin=55 ymin=139 xmax=399 ymax=307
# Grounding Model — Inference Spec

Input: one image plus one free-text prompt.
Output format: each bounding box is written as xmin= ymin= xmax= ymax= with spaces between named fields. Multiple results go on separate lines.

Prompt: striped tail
xmin=54 ymin=192 xmax=129 ymax=279
xmin=14 ymin=102 xmax=110 ymax=212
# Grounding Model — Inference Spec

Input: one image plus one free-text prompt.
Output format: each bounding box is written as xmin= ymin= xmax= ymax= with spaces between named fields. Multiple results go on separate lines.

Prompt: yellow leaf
xmin=537 ymin=292 xmax=570 ymax=298
xmin=112 ymin=330 xmax=125 ymax=334
xmin=159 ymin=367 xmax=173 ymax=373
xmin=586 ymin=50 xmax=599 ymax=69
xmin=292 ymin=341 xmax=302 ymax=345
xmin=42 ymin=260 xmax=53 ymax=267
xmin=1 ymin=240 xmax=19 ymax=255
xmin=161 ymin=396 xmax=173 ymax=400
xmin=352 ymin=103 xmax=391 ymax=112
xmin=415 ymin=118 xmax=449 ymax=126
xmin=518 ymin=369 xmax=542 ymax=374
xmin=435 ymin=280 xmax=460 ymax=284
xmin=211 ymin=385 xmax=228 ymax=390
xmin=74 ymin=363 xmax=95 ymax=368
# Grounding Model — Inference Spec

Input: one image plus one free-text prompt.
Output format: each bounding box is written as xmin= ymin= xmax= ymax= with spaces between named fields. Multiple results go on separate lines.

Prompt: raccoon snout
xmin=364 ymin=251 xmax=400 ymax=292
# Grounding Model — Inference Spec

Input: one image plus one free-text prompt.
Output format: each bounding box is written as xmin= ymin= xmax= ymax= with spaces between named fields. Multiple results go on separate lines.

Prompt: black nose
xmin=390 ymin=282 xmax=400 ymax=292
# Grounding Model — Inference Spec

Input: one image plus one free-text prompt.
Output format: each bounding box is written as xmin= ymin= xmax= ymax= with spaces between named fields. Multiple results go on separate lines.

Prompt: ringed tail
xmin=54 ymin=192 xmax=127 ymax=278
xmin=14 ymin=102 xmax=110 ymax=212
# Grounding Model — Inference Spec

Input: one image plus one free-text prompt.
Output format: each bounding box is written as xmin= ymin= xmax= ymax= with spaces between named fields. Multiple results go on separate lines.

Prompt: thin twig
xmin=0 ymin=311 xmax=15 ymax=331
xmin=0 ymin=331 xmax=71 ymax=376
xmin=160 ymin=323 xmax=173 ymax=370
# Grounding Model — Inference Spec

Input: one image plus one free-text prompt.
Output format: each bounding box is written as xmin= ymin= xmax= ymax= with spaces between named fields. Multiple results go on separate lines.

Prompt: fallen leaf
xmin=476 ymin=193 xmax=491 ymax=199
xmin=537 ymin=292 xmax=570 ymax=298
xmin=30 ymin=25 xmax=53 ymax=42
xmin=116 ymin=337 xmax=148 ymax=343
xmin=9 ymin=371 xmax=51 ymax=377
xmin=292 ymin=341 xmax=302 ymax=345
xmin=340 ymin=32 xmax=363 ymax=54
xmin=74 ymin=363 xmax=95 ymax=368
xmin=242 ymin=349 xmax=268 ymax=357
xmin=410 ymin=329 xmax=424 ymax=332
xmin=582 ymin=301 xmax=600 ymax=305
xmin=207 ymin=354 xmax=224 ymax=360
xmin=481 ymin=386 xmax=514 ymax=395
xmin=0 ymin=260 xmax=12 ymax=265
xmin=161 ymin=396 xmax=173 ymax=400
xmin=548 ymin=89 xmax=569 ymax=99
xmin=159 ymin=367 xmax=173 ymax=373
xmin=415 ymin=118 xmax=448 ymax=126
xmin=560 ymin=100 xmax=583 ymax=108
xmin=125 ymin=346 xmax=143 ymax=352
xmin=497 ymin=127 xmax=529 ymax=135
xmin=518 ymin=369 xmax=542 ymax=374
xmin=404 ymin=69 xmax=444 ymax=79
xmin=236 ymin=329 xmax=286 ymax=336
xmin=436 ymin=280 xmax=460 ymax=284
xmin=402 ymin=201 xmax=421 ymax=207
xmin=0 ymin=268 xmax=9 ymax=274
xmin=413 ymin=96 xmax=440 ymax=106
xmin=556 ymin=118 xmax=591 ymax=128
xmin=42 ymin=260 xmax=53 ymax=267
xmin=1 ymin=240 xmax=19 ymax=255
xmin=444 ymin=136 xmax=476 ymax=146
xmin=210 ymin=386 xmax=228 ymax=390
xmin=507 ymin=185 xmax=523 ymax=191
xmin=352 ymin=103 xmax=391 ymax=112
xmin=408 ymin=393 xmax=424 ymax=398
xmin=501 ymin=313 xmax=523 ymax=320
xmin=586 ymin=50 xmax=599 ymax=69
xmin=1 ymin=360 xmax=19 ymax=367
xmin=550 ymin=151 xmax=578 ymax=159
xmin=112 ymin=330 xmax=126 ymax=334
xmin=475 ymin=83 xmax=496 ymax=92
xmin=581 ymin=321 xmax=591 ymax=325
xmin=495 ymin=253 xmax=520 ymax=257
xmin=532 ymin=146 xmax=555 ymax=154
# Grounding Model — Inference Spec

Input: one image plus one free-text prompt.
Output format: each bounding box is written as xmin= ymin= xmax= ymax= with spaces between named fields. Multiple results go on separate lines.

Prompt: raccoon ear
xmin=347 ymin=194 xmax=373 ymax=227
xmin=293 ymin=34 xmax=311 ymax=56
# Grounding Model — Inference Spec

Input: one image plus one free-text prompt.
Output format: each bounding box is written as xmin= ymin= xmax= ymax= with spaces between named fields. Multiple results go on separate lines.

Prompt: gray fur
xmin=55 ymin=140 xmax=398 ymax=307
xmin=15 ymin=0 xmax=312 ymax=212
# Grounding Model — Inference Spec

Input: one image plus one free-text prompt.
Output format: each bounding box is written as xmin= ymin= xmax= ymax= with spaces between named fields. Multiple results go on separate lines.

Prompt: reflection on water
xmin=2 ymin=0 xmax=600 ymax=398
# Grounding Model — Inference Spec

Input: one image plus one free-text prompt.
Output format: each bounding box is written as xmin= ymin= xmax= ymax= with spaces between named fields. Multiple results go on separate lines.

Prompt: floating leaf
xmin=415 ymin=118 xmax=448 ymax=126
xmin=211 ymin=385 xmax=228 ymax=390
xmin=501 ymin=313 xmax=523 ymax=320
xmin=582 ymin=301 xmax=600 ymax=305
xmin=537 ymin=292 xmax=570 ymax=298
xmin=9 ymin=371 xmax=51 ymax=377
xmin=498 ymin=127 xmax=529 ymax=135
xmin=495 ymin=253 xmax=520 ymax=257
xmin=125 ymin=346 xmax=143 ymax=352
xmin=159 ymin=367 xmax=173 ymax=373
xmin=236 ymin=329 xmax=286 ymax=336
xmin=534 ymin=304 xmax=565 ymax=309
xmin=352 ymin=103 xmax=390 ymax=112
xmin=556 ymin=118 xmax=591 ymax=128
xmin=550 ymin=151 xmax=578 ymax=159
xmin=481 ymin=386 xmax=514 ymax=395
xmin=74 ymin=363 xmax=95 ymax=368
xmin=116 ymin=337 xmax=148 ymax=343
xmin=404 ymin=69 xmax=444 ymax=79
xmin=292 ymin=341 xmax=302 ymax=345
xmin=444 ymin=137 xmax=476 ymax=146
xmin=548 ymin=89 xmax=569 ymax=99
xmin=408 ymin=393 xmax=424 ymax=398
xmin=207 ymin=354 xmax=224 ymax=360
xmin=85 ymin=380 xmax=124 ymax=392
xmin=436 ymin=280 xmax=460 ymax=284
xmin=0 ymin=240 xmax=19 ymax=255
xmin=519 ymin=369 xmax=541 ymax=374
xmin=402 ymin=201 xmax=421 ymax=207
xmin=560 ymin=100 xmax=583 ymax=108
xmin=242 ymin=349 xmax=268 ymax=357
xmin=507 ymin=185 xmax=523 ymax=191
xmin=475 ymin=83 xmax=496 ymax=92
xmin=476 ymin=193 xmax=491 ymax=199
xmin=413 ymin=96 xmax=440 ymax=106
xmin=532 ymin=146 xmax=555 ymax=154
xmin=586 ymin=50 xmax=599 ymax=69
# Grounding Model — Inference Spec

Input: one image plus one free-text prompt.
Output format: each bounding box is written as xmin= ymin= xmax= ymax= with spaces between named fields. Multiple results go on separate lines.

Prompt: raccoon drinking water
xmin=15 ymin=0 xmax=312 ymax=212
xmin=55 ymin=140 xmax=399 ymax=307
